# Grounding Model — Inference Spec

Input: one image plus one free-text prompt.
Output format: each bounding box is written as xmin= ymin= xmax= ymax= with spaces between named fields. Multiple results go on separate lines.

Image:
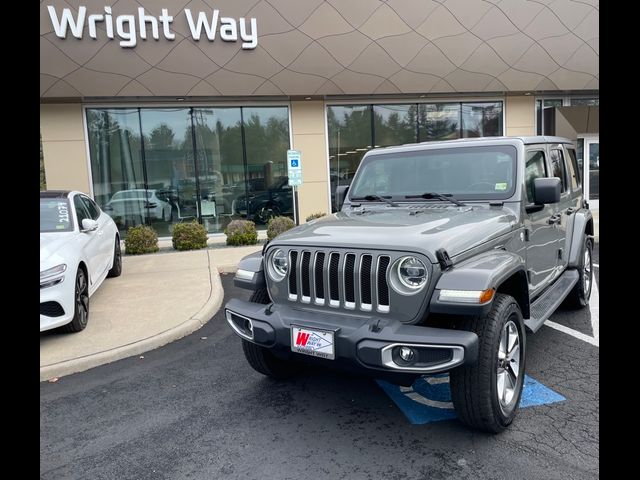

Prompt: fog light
xmin=399 ymin=346 xmax=415 ymax=362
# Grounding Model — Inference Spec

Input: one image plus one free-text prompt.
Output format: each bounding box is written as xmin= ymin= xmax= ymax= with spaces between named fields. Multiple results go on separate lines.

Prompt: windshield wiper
xmin=350 ymin=194 xmax=399 ymax=207
xmin=404 ymin=192 xmax=466 ymax=207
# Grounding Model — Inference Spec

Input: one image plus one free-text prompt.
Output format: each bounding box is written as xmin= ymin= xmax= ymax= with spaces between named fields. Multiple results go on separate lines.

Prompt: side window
xmin=550 ymin=149 xmax=568 ymax=192
xmin=525 ymin=150 xmax=547 ymax=202
xmin=73 ymin=195 xmax=91 ymax=226
xmin=80 ymin=195 xmax=101 ymax=220
xmin=565 ymin=147 xmax=581 ymax=188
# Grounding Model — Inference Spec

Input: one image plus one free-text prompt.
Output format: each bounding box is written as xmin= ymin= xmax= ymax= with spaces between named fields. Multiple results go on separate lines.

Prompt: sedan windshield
xmin=349 ymin=145 xmax=517 ymax=201
xmin=40 ymin=198 xmax=73 ymax=232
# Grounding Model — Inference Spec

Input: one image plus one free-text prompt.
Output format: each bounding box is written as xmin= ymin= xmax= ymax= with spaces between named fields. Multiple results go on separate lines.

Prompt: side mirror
xmin=335 ymin=185 xmax=349 ymax=211
xmin=533 ymin=177 xmax=561 ymax=205
xmin=81 ymin=219 xmax=98 ymax=232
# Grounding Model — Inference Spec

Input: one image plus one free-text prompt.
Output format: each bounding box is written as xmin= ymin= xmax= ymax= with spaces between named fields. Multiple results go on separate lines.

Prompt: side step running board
xmin=525 ymin=270 xmax=579 ymax=333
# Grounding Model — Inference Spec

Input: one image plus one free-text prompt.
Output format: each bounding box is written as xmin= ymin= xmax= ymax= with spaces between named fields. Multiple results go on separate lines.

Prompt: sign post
xmin=287 ymin=150 xmax=303 ymax=225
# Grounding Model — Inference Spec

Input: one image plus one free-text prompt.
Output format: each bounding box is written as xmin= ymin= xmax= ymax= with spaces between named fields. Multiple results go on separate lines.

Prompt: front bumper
xmin=40 ymin=275 xmax=74 ymax=332
xmin=225 ymin=298 xmax=478 ymax=385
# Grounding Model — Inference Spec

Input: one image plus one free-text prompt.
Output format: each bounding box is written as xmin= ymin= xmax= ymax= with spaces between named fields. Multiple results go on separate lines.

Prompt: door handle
xmin=548 ymin=214 xmax=561 ymax=225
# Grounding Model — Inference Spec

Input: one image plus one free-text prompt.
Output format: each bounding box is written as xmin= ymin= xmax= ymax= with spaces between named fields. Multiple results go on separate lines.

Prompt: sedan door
xmin=73 ymin=195 xmax=103 ymax=290
xmin=81 ymin=195 xmax=113 ymax=278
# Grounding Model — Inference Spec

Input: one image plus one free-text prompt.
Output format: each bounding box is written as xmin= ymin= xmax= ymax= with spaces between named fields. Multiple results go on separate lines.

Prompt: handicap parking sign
xmin=287 ymin=150 xmax=303 ymax=186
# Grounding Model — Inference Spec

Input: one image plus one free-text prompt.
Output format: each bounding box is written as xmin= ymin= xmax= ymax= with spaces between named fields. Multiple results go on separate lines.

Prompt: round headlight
xmin=268 ymin=249 xmax=288 ymax=281
xmin=397 ymin=256 xmax=427 ymax=290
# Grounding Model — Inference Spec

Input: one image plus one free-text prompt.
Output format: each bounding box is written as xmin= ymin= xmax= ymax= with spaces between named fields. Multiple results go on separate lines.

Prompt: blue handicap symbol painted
xmin=290 ymin=159 xmax=299 ymax=167
xmin=377 ymin=374 xmax=565 ymax=425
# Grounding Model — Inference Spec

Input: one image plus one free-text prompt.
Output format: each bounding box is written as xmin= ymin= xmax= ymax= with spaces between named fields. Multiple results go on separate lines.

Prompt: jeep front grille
xmin=286 ymin=249 xmax=391 ymax=313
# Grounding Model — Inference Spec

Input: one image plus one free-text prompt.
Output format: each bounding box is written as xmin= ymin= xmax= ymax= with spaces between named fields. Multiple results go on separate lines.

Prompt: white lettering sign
xmin=46 ymin=5 xmax=257 ymax=49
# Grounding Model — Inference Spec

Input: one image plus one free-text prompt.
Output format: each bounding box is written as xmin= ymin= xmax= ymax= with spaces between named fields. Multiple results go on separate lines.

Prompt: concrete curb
xmin=40 ymin=252 xmax=224 ymax=382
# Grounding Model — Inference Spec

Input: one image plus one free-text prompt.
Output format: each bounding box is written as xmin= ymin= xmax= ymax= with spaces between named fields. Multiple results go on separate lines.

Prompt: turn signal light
xmin=439 ymin=288 xmax=495 ymax=304
xmin=479 ymin=288 xmax=495 ymax=304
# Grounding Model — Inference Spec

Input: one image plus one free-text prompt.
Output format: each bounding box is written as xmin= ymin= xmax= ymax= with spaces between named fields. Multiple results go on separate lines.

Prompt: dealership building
xmin=40 ymin=0 xmax=599 ymax=237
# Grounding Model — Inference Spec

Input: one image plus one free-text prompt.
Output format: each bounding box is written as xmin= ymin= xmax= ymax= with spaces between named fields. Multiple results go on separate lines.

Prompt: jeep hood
xmin=272 ymin=206 xmax=517 ymax=262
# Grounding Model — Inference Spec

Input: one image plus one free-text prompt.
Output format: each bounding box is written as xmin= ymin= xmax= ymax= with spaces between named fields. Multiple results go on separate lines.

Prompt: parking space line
xmin=589 ymin=276 xmax=599 ymax=342
xmin=544 ymin=280 xmax=599 ymax=347
xmin=545 ymin=321 xmax=599 ymax=346
xmin=593 ymin=263 xmax=599 ymax=268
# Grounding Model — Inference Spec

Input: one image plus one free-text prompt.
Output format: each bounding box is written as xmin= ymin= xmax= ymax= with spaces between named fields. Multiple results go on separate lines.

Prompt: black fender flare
xmin=430 ymin=250 xmax=529 ymax=318
xmin=567 ymin=209 xmax=593 ymax=268
xmin=233 ymin=251 xmax=266 ymax=291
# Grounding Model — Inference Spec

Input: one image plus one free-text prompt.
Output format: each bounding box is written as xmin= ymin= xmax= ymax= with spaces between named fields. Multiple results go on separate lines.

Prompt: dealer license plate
xmin=290 ymin=326 xmax=335 ymax=360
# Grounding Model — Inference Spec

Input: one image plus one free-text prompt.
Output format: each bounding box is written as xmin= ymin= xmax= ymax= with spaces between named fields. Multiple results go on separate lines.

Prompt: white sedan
xmin=40 ymin=191 xmax=122 ymax=333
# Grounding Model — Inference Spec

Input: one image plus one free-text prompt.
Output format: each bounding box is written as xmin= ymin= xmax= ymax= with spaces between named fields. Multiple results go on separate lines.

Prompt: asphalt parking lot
xmin=40 ymin=246 xmax=599 ymax=480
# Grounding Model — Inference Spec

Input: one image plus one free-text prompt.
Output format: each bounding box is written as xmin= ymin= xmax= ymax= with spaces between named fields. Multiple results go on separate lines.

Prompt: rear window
xmin=40 ymin=198 xmax=74 ymax=232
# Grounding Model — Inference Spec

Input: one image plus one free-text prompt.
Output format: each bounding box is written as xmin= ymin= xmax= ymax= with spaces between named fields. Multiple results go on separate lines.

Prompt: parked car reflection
xmin=104 ymin=189 xmax=173 ymax=223
xmin=232 ymin=176 xmax=293 ymax=224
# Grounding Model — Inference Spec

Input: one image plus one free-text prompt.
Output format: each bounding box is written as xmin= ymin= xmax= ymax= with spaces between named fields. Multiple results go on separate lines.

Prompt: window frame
xmin=549 ymin=147 xmax=569 ymax=193
xmin=73 ymin=194 xmax=92 ymax=228
xmin=564 ymin=146 xmax=581 ymax=190
xmin=524 ymin=148 xmax=549 ymax=204
xmin=80 ymin=195 xmax=101 ymax=220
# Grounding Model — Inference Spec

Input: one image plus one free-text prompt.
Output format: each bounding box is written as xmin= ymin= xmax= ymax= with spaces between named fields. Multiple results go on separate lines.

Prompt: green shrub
xmin=124 ymin=225 xmax=159 ymax=255
xmin=306 ymin=212 xmax=326 ymax=222
xmin=225 ymin=220 xmax=258 ymax=246
xmin=267 ymin=216 xmax=295 ymax=241
xmin=172 ymin=221 xmax=208 ymax=251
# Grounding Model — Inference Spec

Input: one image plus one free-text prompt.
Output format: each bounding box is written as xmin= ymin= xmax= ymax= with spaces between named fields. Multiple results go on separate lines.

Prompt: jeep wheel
xmin=242 ymin=288 xmax=301 ymax=379
xmin=565 ymin=236 xmax=593 ymax=308
xmin=450 ymin=294 xmax=526 ymax=433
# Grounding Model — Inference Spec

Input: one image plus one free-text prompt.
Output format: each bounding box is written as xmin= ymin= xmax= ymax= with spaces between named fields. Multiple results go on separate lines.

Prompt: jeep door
xmin=524 ymin=147 xmax=564 ymax=297
xmin=548 ymin=144 xmax=575 ymax=274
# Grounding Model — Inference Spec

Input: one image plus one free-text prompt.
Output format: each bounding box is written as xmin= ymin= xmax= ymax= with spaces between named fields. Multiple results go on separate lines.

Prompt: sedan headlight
xmin=40 ymin=263 xmax=67 ymax=288
xmin=40 ymin=264 xmax=67 ymax=281
xmin=389 ymin=256 xmax=428 ymax=295
xmin=267 ymin=249 xmax=288 ymax=281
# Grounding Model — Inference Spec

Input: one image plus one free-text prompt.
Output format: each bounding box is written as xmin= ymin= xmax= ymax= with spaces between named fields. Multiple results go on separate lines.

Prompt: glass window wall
xmin=86 ymin=106 xmax=291 ymax=237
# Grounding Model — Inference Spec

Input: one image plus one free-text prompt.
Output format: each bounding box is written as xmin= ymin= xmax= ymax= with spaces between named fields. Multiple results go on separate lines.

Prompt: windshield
xmin=40 ymin=198 xmax=74 ymax=232
xmin=349 ymin=145 xmax=517 ymax=201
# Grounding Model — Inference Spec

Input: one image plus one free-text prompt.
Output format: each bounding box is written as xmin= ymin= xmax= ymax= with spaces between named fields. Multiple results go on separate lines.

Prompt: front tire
xmin=450 ymin=294 xmax=526 ymax=433
xmin=62 ymin=268 xmax=90 ymax=333
xmin=241 ymin=288 xmax=300 ymax=379
xmin=565 ymin=236 xmax=593 ymax=308
xmin=107 ymin=238 xmax=122 ymax=278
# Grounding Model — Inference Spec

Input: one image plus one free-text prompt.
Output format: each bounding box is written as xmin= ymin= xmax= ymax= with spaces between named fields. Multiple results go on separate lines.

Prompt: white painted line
xmin=546 ymin=321 xmax=599 ymax=347
xmin=593 ymin=263 xmax=599 ymax=268
xmin=544 ymin=279 xmax=599 ymax=347
xmin=589 ymin=278 xmax=599 ymax=343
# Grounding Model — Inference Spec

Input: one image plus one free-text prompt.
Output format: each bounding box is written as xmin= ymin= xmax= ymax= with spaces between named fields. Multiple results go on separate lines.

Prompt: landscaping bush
xmin=267 ymin=216 xmax=295 ymax=241
xmin=172 ymin=221 xmax=208 ymax=251
xmin=225 ymin=220 xmax=258 ymax=246
xmin=306 ymin=212 xmax=327 ymax=222
xmin=124 ymin=225 xmax=159 ymax=255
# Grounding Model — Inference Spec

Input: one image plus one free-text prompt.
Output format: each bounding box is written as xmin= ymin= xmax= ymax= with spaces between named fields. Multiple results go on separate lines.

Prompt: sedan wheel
xmin=107 ymin=238 xmax=122 ymax=278
xmin=62 ymin=268 xmax=89 ymax=333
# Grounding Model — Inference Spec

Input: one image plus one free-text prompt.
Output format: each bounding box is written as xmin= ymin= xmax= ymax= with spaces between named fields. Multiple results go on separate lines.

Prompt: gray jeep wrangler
xmin=225 ymin=136 xmax=593 ymax=433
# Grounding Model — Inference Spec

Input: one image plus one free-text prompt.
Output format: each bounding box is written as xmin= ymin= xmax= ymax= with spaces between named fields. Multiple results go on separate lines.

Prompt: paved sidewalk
xmin=40 ymin=241 xmax=261 ymax=382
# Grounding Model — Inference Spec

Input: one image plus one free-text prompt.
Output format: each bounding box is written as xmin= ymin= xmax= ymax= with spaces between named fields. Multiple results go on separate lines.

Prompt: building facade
xmin=40 ymin=0 xmax=599 ymax=236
